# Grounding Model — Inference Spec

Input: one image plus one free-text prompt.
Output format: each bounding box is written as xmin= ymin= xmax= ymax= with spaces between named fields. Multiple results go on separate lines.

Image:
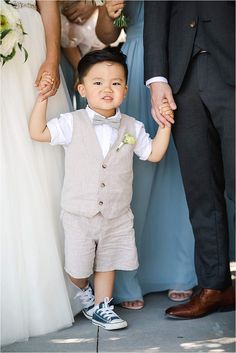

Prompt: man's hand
xmin=150 ymin=82 xmax=176 ymax=127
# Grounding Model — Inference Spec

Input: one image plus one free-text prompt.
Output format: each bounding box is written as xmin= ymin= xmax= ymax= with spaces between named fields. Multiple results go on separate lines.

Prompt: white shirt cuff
xmin=146 ymin=76 xmax=168 ymax=88
xmin=47 ymin=113 xmax=73 ymax=146
xmin=47 ymin=119 xmax=59 ymax=145
xmin=139 ymin=142 xmax=152 ymax=161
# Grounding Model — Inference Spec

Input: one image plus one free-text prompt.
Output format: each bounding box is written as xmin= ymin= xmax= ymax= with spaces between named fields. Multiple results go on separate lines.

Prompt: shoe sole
xmin=168 ymin=296 xmax=192 ymax=303
xmin=92 ymin=319 xmax=128 ymax=330
xmin=82 ymin=309 xmax=93 ymax=321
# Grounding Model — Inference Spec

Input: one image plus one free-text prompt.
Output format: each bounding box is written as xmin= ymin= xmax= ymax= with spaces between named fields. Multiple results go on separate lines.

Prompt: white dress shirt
xmin=47 ymin=106 xmax=152 ymax=161
xmin=146 ymin=76 xmax=168 ymax=87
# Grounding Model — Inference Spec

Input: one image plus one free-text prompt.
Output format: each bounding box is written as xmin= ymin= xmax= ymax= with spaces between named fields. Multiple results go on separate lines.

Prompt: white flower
xmin=0 ymin=0 xmax=20 ymax=29
xmin=0 ymin=0 xmax=28 ymax=65
xmin=1 ymin=29 xmax=17 ymax=56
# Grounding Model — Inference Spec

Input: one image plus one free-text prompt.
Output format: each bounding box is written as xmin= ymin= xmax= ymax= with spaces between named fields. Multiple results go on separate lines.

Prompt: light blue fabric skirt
xmin=113 ymin=2 xmax=197 ymax=303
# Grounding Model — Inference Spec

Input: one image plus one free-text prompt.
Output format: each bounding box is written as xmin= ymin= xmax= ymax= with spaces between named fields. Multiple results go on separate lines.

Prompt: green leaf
xmin=113 ymin=11 xmax=128 ymax=28
xmin=17 ymin=43 xmax=28 ymax=62
xmin=1 ymin=47 xmax=16 ymax=65
xmin=0 ymin=28 xmax=12 ymax=40
xmin=23 ymin=47 xmax=28 ymax=62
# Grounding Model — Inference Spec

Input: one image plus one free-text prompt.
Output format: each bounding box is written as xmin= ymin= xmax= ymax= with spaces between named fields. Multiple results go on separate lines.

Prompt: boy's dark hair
xmin=77 ymin=46 xmax=128 ymax=83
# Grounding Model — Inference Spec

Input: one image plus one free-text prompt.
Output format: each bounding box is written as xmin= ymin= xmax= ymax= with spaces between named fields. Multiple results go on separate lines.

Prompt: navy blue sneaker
xmin=92 ymin=297 xmax=128 ymax=330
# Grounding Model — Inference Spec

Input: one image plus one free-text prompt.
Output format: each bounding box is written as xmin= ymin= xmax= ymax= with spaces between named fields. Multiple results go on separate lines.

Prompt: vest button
xmin=189 ymin=20 xmax=196 ymax=28
xmin=99 ymin=201 xmax=103 ymax=205
xmin=102 ymin=164 xmax=107 ymax=169
xmin=101 ymin=183 xmax=105 ymax=188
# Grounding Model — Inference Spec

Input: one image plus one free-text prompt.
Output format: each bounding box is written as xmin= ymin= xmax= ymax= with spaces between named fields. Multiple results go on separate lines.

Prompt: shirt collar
xmin=86 ymin=105 xmax=121 ymax=123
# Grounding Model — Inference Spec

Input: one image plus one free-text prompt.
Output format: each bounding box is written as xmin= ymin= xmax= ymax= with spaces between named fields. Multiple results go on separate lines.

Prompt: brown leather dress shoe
xmin=165 ymin=286 xmax=235 ymax=319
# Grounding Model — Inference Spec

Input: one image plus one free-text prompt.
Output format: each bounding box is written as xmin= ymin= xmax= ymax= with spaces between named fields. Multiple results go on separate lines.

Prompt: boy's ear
xmin=124 ymin=84 xmax=128 ymax=97
xmin=77 ymin=84 xmax=86 ymax=98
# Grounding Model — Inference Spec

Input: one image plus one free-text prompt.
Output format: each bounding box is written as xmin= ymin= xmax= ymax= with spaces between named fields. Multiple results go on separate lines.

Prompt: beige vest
xmin=61 ymin=109 xmax=136 ymax=219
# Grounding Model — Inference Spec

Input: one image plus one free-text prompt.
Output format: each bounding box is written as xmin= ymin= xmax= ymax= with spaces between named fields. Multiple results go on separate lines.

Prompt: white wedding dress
xmin=1 ymin=0 xmax=75 ymax=346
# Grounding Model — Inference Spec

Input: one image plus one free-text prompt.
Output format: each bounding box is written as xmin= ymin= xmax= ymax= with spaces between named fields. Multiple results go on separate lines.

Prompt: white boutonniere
xmin=116 ymin=133 xmax=136 ymax=152
xmin=0 ymin=0 xmax=28 ymax=65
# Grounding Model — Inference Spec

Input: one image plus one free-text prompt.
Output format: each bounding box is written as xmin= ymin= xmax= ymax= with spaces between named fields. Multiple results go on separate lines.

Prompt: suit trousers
xmin=172 ymin=52 xmax=235 ymax=290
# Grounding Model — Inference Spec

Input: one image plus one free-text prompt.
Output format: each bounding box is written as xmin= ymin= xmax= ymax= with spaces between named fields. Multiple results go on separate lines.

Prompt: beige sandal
xmin=120 ymin=300 xmax=144 ymax=310
xmin=168 ymin=289 xmax=193 ymax=302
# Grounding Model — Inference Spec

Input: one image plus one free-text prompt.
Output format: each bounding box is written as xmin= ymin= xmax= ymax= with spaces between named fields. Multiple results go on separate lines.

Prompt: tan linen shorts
xmin=61 ymin=209 xmax=139 ymax=279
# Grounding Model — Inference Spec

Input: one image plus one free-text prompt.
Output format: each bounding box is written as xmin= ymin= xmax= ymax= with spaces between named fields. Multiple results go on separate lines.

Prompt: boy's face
xmin=77 ymin=61 xmax=128 ymax=117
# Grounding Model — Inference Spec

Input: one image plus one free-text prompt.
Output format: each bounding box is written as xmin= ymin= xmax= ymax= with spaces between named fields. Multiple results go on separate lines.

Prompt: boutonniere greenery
xmin=0 ymin=0 xmax=28 ymax=65
xmin=116 ymin=133 xmax=136 ymax=152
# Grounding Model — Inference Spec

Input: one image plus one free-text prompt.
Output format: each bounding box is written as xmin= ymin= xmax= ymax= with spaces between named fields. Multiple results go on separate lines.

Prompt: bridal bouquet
xmin=93 ymin=0 xmax=127 ymax=28
xmin=0 ymin=0 xmax=28 ymax=65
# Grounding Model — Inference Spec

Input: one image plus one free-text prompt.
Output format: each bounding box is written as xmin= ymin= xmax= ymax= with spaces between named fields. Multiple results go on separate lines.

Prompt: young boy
xmin=29 ymin=47 xmax=173 ymax=330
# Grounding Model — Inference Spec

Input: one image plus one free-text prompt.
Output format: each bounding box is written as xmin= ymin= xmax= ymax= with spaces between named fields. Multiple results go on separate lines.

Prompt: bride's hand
xmin=34 ymin=60 xmax=60 ymax=99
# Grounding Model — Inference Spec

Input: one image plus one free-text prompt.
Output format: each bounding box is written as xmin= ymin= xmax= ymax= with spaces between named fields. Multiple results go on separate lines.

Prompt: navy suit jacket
xmin=144 ymin=1 xmax=235 ymax=93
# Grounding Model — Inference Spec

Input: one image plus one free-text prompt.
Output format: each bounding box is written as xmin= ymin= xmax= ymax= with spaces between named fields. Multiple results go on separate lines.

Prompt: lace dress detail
xmin=9 ymin=0 xmax=36 ymax=10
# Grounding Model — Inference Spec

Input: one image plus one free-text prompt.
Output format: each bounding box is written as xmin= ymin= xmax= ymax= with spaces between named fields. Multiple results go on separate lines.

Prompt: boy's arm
xmin=29 ymin=98 xmax=51 ymax=142
xmin=147 ymin=126 xmax=171 ymax=162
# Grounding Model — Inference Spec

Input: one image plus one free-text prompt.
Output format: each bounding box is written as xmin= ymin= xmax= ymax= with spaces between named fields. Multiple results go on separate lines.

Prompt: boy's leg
xmin=68 ymin=274 xmax=95 ymax=319
xmin=61 ymin=211 xmax=97 ymax=317
xmin=92 ymin=270 xmax=127 ymax=330
xmin=69 ymin=275 xmax=88 ymax=290
xmin=94 ymin=271 xmax=115 ymax=304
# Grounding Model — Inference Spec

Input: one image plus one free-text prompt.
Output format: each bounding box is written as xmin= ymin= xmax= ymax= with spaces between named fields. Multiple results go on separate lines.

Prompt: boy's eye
xmin=93 ymin=81 xmax=102 ymax=85
xmin=113 ymin=82 xmax=121 ymax=86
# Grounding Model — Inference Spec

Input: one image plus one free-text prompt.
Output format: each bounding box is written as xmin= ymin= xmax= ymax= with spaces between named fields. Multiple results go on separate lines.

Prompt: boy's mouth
xmin=102 ymin=95 xmax=113 ymax=101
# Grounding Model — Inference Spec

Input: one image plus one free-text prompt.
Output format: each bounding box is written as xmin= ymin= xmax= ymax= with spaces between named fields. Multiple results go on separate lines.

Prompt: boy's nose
xmin=103 ymin=86 xmax=113 ymax=92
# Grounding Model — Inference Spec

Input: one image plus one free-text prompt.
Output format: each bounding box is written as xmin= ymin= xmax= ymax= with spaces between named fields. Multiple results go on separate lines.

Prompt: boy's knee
xmin=68 ymin=274 xmax=88 ymax=289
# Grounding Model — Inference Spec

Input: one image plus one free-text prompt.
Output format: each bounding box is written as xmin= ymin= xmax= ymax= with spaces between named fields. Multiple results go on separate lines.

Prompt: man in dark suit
xmin=144 ymin=1 xmax=235 ymax=319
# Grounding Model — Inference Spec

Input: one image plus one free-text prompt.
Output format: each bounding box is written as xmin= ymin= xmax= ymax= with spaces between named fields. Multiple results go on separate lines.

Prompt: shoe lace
xmin=75 ymin=285 xmax=94 ymax=308
xmin=97 ymin=297 xmax=118 ymax=322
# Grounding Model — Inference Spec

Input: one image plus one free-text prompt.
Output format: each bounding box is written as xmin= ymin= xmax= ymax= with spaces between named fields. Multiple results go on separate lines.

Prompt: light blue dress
xmin=113 ymin=1 xmax=197 ymax=303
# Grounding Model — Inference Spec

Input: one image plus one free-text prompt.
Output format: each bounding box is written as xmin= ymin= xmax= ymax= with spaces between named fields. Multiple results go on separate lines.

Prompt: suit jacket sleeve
xmin=143 ymin=1 xmax=171 ymax=82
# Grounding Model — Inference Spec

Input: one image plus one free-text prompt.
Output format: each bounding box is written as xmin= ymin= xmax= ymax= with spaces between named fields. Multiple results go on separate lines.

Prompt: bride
xmin=1 ymin=0 xmax=75 ymax=346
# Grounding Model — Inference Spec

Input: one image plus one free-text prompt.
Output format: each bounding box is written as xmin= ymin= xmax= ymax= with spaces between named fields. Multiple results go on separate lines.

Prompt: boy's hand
xmin=150 ymin=82 xmax=176 ymax=128
xmin=159 ymin=98 xmax=175 ymax=125
xmin=34 ymin=60 xmax=60 ymax=99
xmin=38 ymin=72 xmax=54 ymax=101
